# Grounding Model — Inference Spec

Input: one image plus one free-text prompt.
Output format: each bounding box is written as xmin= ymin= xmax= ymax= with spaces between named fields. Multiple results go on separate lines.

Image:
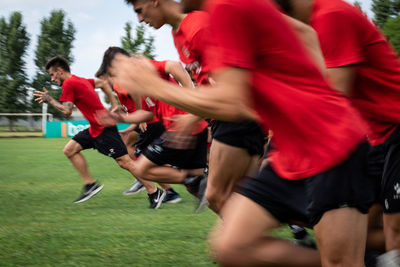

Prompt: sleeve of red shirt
xmin=87 ymin=78 xmax=95 ymax=87
xmin=59 ymin=79 xmax=75 ymax=103
xmin=151 ymin=60 xmax=167 ymax=76
xmin=312 ymin=11 xmax=365 ymax=68
xmin=208 ymin=3 xmax=256 ymax=70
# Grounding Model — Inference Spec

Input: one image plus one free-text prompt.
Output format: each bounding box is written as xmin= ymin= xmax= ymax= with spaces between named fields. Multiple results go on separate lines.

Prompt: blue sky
xmin=0 ymin=0 xmax=373 ymax=80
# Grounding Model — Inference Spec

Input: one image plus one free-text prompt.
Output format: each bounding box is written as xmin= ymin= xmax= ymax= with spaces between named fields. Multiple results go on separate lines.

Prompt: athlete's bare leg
xmin=207 ymin=140 xmax=260 ymax=214
xmin=134 ymin=155 xmax=204 ymax=183
xmin=383 ymin=213 xmax=400 ymax=251
xmin=313 ymin=207 xmax=368 ymax=267
xmin=63 ymin=139 xmax=95 ymax=184
xmin=211 ymin=193 xmax=321 ymax=267
xmin=115 ymin=154 xmax=157 ymax=194
xmin=367 ymin=203 xmax=385 ymax=252
xmin=121 ymin=130 xmax=139 ymax=159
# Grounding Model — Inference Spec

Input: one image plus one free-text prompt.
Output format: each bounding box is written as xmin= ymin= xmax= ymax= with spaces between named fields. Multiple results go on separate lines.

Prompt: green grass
xmin=0 ymin=138 xmax=294 ymax=266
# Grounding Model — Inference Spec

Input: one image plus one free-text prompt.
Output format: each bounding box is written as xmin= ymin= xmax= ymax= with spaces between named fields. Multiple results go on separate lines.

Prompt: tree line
xmin=0 ymin=9 xmax=155 ymax=130
xmin=1 ymin=1 xmax=399 ymax=130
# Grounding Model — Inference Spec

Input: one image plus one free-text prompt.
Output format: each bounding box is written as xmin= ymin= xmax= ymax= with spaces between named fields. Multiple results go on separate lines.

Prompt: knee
xmin=63 ymin=145 xmax=75 ymax=158
xmin=206 ymin=188 xmax=222 ymax=212
xmin=211 ymin=235 xmax=241 ymax=266
xmin=115 ymin=156 xmax=134 ymax=170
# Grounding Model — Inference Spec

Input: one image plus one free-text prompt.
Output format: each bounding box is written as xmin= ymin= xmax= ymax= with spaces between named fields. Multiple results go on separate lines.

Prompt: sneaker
xmin=183 ymin=174 xmax=208 ymax=213
xmin=289 ymin=225 xmax=317 ymax=249
xmin=376 ymin=250 xmax=400 ymax=267
xmin=148 ymin=188 xmax=166 ymax=209
xmin=163 ymin=189 xmax=182 ymax=203
xmin=74 ymin=182 xmax=104 ymax=203
xmin=123 ymin=180 xmax=145 ymax=195
xmin=195 ymin=176 xmax=209 ymax=213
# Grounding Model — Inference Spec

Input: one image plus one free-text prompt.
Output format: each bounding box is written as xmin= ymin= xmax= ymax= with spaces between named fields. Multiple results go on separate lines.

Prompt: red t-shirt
xmin=205 ymin=0 xmax=367 ymax=180
xmin=311 ymin=0 xmax=400 ymax=145
xmin=114 ymin=82 xmax=137 ymax=114
xmin=151 ymin=60 xmax=208 ymax=133
xmin=59 ymin=75 xmax=106 ymax=137
xmin=172 ymin=11 xmax=211 ymax=85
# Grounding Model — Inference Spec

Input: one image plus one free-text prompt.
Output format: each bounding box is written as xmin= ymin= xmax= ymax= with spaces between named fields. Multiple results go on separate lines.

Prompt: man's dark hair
xmin=45 ymin=56 xmax=71 ymax=72
xmin=124 ymin=0 xmax=140 ymax=6
xmin=274 ymin=0 xmax=293 ymax=15
xmin=95 ymin=46 xmax=130 ymax=77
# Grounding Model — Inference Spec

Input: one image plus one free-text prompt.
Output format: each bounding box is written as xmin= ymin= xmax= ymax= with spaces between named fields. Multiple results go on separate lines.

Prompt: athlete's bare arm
xmin=96 ymin=108 xmax=154 ymax=127
xmin=33 ymin=87 xmax=73 ymax=117
xmin=325 ymin=66 xmax=356 ymax=96
xmin=109 ymin=54 xmax=258 ymax=122
xmin=284 ymin=15 xmax=326 ymax=75
xmin=165 ymin=61 xmax=194 ymax=88
xmin=94 ymin=78 xmax=119 ymax=110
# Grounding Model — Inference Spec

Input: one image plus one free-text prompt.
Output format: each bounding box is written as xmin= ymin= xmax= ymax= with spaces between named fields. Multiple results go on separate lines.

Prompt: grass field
xmin=0 ymin=138 xmax=293 ymax=266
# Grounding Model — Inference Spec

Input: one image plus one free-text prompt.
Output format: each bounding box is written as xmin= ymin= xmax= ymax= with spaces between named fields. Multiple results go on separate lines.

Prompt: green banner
xmin=45 ymin=120 xmax=130 ymax=138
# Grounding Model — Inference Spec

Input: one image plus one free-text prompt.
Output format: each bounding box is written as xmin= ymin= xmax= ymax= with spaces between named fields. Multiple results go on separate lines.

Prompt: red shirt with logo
xmin=172 ymin=11 xmax=211 ymax=85
xmin=205 ymin=0 xmax=367 ymax=180
xmin=59 ymin=75 xmax=106 ymax=137
xmin=311 ymin=0 xmax=400 ymax=145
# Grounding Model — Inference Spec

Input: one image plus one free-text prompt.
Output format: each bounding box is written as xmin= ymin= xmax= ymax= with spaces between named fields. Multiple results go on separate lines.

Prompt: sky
xmin=0 ymin=0 xmax=374 ymax=80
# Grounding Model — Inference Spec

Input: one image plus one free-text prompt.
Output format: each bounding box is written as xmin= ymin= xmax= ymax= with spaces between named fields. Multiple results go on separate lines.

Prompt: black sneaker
xmin=289 ymin=225 xmax=317 ymax=249
xmin=148 ymin=188 xmax=166 ymax=209
xmin=123 ymin=180 xmax=145 ymax=195
xmin=74 ymin=182 xmax=104 ymax=203
xmin=163 ymin=189 xmax=182 ymax=203
xmin=183 ymin=174 xmax=208 ymax=213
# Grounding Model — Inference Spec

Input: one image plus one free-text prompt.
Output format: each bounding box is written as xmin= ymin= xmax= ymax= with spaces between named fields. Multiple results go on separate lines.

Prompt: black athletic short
xmin=142 ymin=128 xmax=208 ymax=169
xmin=237 ymin=142 xmax=374 ymax=226
xmin=134 ymin=121 xmax=166 ymax=157
xmin=211 ymin=120 xmax=265 ymax=156
xmin=368 ymin=125 xmax=400 ymax=213
xmin=72 ymin=126 xmax=127 ymax=159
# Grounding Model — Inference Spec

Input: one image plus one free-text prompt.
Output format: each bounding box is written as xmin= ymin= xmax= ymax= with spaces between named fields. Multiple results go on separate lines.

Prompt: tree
xmin=372 ymin=0 xmax=394 ymax=27
xmin=121 ymin=22 xmax=156 ymax=59
xmin=30 ymin=10 xmax=75 ymax=118
xmin=383 ymin=15 xmax=400 ymax=54
xmin=0 ymin=12 xmax=30 ymax=131
xmin=372 ymin=0 xmax=400 ymax=27
xmin=354 ymin=1 xmax=363 ymax=11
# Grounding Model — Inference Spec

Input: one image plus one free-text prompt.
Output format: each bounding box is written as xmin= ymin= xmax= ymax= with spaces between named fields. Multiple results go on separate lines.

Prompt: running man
xmin=107 ymin=0 xmax=375 ymax=266
xmin=34 ymin=56 xmax=166 ymax=209
xmin=124 ymin=0 xmax=265 ymax=216
xmin=96 ymin=47 xmax=209 ymax=211
xmin=274 ymin=0 xmax=400 ymax=265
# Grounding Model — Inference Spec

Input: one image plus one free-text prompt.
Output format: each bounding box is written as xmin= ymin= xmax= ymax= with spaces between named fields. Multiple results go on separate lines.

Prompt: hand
xmin=33 ymin=87 xmax=51 ymax=103
xmin=138 ymin=122 xmax=147 ymax=132
xmin=108 ymin=54 xmax=158 ymax=96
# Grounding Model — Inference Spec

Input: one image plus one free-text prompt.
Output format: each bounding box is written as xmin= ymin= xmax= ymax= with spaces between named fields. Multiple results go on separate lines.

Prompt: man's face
xmin=133 ymin=0 xmax=165 ymax=29
xmin=180 ymin=0 xmax=205 ymax=13
xmin=48 ymin=67 xmax=63 ymax=85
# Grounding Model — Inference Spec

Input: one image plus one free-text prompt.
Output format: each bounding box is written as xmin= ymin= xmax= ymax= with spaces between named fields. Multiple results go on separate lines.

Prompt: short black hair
xmin=124 ymin=0 xmax=141 ymax=6
xmin=45 ymin=56 xmax=70 ymax=72
xmin=95 ymin=46 xmax=130 ymax=78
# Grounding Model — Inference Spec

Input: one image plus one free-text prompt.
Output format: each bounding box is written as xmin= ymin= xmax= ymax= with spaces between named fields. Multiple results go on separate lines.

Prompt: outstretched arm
xmin=96 ymin=109 xmax=154 ymax=127
xmin=109 ymin=55 xmax=258 ymax=122
xmin=33 ymin=87 xmax=73 ymax=117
